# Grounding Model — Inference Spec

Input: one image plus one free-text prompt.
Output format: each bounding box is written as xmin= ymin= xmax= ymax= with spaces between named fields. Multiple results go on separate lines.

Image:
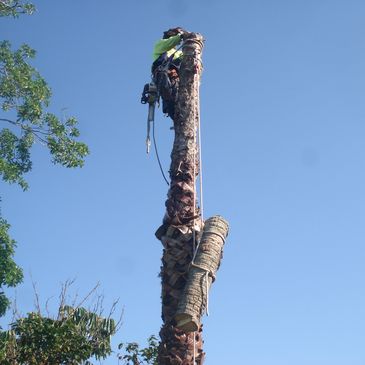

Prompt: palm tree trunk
xmin=156 ymin=33 xmax=205 ymax=365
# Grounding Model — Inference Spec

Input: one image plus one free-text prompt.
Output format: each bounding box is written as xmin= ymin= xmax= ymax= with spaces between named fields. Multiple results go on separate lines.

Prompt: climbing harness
xmin=140 ymin=43 xmax=187 ymax=183
xmin=153 ymin=42 xmax=184 ymax=72
xmin=152 ymin=44 xmax=184 ymax=119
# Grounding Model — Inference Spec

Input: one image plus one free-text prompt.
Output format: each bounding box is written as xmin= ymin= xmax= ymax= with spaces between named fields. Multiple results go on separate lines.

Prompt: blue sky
xmin=2 ymin=0 xmax=365 ymax=364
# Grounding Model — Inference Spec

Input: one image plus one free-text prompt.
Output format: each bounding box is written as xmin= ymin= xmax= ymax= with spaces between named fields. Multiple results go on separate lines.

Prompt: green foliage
xmin=0 ymin=306 xmax=117 ymax=364
xmin=118 ymin=335 xmax=159 ymax=365
xmin=0 ymin=128 xmax=32 ymax=190
xmin=0 ymin=0 xmax=35 ymax=17
xmin=0 ymin=7 xmax=89 ymax=318
xmin=0 ymin=40 xmax=89 ymax=190
xmin=0 ymin=217 xmax=23 ymax=317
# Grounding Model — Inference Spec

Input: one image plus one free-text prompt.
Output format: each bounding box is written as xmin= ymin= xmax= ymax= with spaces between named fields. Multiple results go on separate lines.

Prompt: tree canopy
xmin=0 ymin=40 xmax=89 ymax=190
xmin=0 ymin=0 xmax=35 ymax=17
xmin=0 ymin=1 xmax=89 ymax=317
xmin=0 ymin=306 xmax=117 ymax=364
xmin=0 ymin=218 xmax=22 ymax=317
xmin=0 ymin=4 xmax=131 ymax=364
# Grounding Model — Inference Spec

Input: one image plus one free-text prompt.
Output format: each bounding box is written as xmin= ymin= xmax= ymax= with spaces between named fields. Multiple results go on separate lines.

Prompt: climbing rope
xmin=186 ymin=42 xmax=205 ymax=365
xmin=196 ymin=62 xmax=204 ymax=224
xmin=193 ymin=331 xmax=196 ymax=364
xmin=192 ymin=74 xmax=198 ymax=256
xmin=192 ymin=65 xmax=204 ymax=260
xmin=152 ymin=119 xmax=169 ymax=186
xmin=190 ymin=60 xmax=211 ymax=320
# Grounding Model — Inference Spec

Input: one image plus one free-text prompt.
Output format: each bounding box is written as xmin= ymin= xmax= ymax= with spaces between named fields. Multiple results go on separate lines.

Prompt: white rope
xmin=191 ymin=52 xmax=205 ymax=365
xmin=205 ymin=270 xmax=209 ymax=316
xmin=192 ymin=74 xmax=197 ymax=257
xmin=196 ymin=72 xmax=204 ymax=224
xmin=193 ymin=331 xmax=196 ymax=364
xmin=190 ymin=66 xmax=212 ymax=320
xmin=192 ymin=71 xmax=200 ymax=262
xmin=192 ymin=65 xmax=199 ymax=365
xmin=191 ymin=67 xmax=204 ymax=261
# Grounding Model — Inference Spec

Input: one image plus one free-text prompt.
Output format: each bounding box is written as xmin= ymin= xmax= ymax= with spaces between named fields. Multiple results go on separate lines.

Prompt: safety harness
xmin=140 ymin=43 xmax=185 ymax=187
xmin=140 ymin=41 xmax=185 ymax=148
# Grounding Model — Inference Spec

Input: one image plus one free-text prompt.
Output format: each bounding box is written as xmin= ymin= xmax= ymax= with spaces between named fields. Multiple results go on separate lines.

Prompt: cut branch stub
xmin=175 ymin=216 xmax=229 ymax=332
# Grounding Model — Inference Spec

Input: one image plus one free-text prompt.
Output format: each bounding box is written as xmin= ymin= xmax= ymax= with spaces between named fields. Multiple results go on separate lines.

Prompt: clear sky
xmin=2 ymin=0 xmax=365 ymax=364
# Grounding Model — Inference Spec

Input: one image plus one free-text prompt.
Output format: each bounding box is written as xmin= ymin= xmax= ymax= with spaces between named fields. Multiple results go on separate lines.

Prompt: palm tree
xmin=155 ymin=33 xmax=205 ymax=365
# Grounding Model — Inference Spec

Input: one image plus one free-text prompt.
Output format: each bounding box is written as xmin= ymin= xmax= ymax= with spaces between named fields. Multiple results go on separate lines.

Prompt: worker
xmin=152 ymin=27 xmax=188 ymax=119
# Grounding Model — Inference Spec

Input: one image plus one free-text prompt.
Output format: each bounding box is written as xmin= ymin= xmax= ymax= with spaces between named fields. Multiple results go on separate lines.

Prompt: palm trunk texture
xmin=155 ymin=32 xmax=229 ymax=365
xmin=155 ymin=33 xmax=205 ymax=365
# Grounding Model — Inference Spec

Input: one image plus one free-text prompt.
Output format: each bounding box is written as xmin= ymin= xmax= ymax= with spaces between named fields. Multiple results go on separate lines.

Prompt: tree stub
xmin=175 ymin=215 xmax=229 ymax=332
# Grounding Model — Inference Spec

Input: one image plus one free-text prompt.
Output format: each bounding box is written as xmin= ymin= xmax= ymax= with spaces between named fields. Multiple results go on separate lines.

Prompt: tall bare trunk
xmin=156 ymin=33 xmax=205 ymax=365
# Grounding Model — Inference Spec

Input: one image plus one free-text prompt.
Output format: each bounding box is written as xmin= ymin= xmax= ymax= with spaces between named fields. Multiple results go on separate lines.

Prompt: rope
xmin=205 ymin=270 xmax=209 ymax=316
xmin=191 ymin=66 xmax=198 ymax=365
xmin=193 ymin=331 xmax=196 ymax=364
xmin=196 ymin=67 xmax=204 ymax=224
xmin=190 ymin=64 xmax=211 ymax=317
xmin=152 ymin=119 xmax=169 ymax=186
xmin=186 ymin=41 xmax=204 ymax=365
xmin=192 ymin=86 xmax=197 ymax=255
xmin=192 ymin=68 xmax=204 ymax=263
xmin=192 ymin=71 xmax=198 ymax=258
xmin=190 ymin=262 xmax=214 ymax=316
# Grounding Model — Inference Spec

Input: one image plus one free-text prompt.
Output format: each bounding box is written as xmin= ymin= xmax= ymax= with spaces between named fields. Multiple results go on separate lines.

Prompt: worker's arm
xmin=152 ymin=35 xmax=182 ymax=60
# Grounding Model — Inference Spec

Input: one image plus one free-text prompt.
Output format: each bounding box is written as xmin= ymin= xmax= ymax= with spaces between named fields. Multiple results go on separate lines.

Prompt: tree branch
xmin=0 ymin=117 xmax=18 ymax=126
xmin=0 ymin=0 xmax=29 ymax=14
xmin=0 ymin=117 xmax=50 ymax=145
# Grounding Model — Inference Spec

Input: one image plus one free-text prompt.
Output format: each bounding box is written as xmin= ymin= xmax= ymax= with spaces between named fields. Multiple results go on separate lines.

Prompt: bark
xmin=163 ymin=34 xmax=204 ymax=227
xmin=156 ymin=33 xmax=205 ymax=365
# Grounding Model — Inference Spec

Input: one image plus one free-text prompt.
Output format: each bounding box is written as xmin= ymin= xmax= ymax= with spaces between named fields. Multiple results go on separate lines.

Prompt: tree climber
xmin=151 ymin=27 xmax=188 ymax=118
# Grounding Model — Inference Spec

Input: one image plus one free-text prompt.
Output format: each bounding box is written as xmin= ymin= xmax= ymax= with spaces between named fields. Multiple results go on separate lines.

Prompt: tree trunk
xmin=156 ymin=33 xmax=205 ymax=365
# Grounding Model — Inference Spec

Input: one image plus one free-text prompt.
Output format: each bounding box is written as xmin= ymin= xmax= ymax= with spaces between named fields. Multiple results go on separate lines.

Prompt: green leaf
xmin=0 ymin=217 xmax=23 ymax=317
xmin=0 ymin=1 xmax=35 ymax=18
xmin=0 ymin=41 xmax=89 ymax=189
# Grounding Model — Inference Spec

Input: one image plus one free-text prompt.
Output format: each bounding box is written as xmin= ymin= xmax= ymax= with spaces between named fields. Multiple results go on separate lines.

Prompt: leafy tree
xmin=0 ymin=2 xmax=89 ymax=316
xmin=0 ymin=4 xmax=130 ymax=364
xmin=0 ymin=218 xmax=22 ymax=317
xmin=0 ymin=40 xmax=89 ymax=189
xmin=0 ymin=0 xmax=35 ymax=17
xmin=0 ymin=291 xmax=119 ymax=364
xmin=118 ymin=336 xmax=158 ymax=365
